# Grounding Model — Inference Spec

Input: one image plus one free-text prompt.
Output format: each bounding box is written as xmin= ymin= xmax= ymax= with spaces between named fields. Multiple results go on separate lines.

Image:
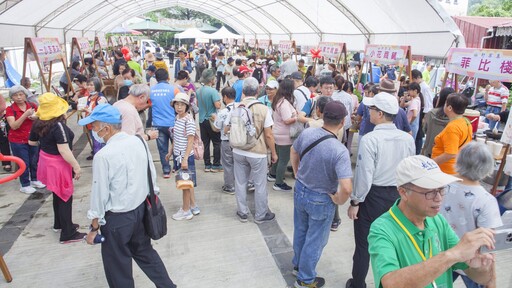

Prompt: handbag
xmin=199 ymin=87 xmax=220 ymax=132
xmin=290 ymin=120 xmax=305 ymax=139
xmin=136 ymin=135 xmax=168 ymax=240
xmin=193 ymin=132 xmax=204 ymax=160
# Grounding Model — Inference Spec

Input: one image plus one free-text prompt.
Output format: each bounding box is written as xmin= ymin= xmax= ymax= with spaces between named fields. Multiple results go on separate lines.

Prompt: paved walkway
xmin=0 ymin=116 xmax=511 ymax=287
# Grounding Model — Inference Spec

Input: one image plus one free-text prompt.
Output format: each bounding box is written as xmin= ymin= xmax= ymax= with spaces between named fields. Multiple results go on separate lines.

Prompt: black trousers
xmin=52 ymin=194 xmax=77 ymax=241
xmin=351 ymin=185 xmax=399 ymax=288
xmin=199 ymin=120 xmax=221 ymax=166
xmin=101 ymin=203 xmax=176 ymax=288
xmin=0 ymin=129 xmax=11 ymax=166
xmin=216 ymin=71 xmax=225 ymax=91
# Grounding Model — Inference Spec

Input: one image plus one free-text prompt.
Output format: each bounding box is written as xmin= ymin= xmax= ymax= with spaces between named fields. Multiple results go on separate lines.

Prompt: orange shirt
xmin=431 ymin=117 xmax=472 ymax=174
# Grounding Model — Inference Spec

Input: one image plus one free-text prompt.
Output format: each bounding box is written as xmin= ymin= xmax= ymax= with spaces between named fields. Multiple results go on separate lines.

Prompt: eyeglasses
xmin=406 ymin=187 xmax=446 ymax=200
xmin=265 ymin=87 xmax=275 ymax=90
xmin=368 ymin=106 xmax=380 ymax=112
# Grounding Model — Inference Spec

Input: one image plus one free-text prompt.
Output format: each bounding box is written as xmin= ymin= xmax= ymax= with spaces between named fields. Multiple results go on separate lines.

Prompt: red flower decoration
xmin=310 ymin=49 xmax=321 ymax=59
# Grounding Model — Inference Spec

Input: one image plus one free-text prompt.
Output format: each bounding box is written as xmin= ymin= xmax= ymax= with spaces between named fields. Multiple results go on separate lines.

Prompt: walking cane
xmin=0 ymin=152 xmax=27 ymax=283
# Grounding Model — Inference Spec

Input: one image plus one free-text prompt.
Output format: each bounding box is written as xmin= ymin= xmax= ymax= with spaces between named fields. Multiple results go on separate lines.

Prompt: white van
xmin=139 ymin=39 xmax=158 ymax=54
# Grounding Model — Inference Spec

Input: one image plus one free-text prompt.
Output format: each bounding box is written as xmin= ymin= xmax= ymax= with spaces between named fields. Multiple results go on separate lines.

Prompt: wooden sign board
xmin=363 ymin=44 xmax=412 ymax=84
xmin=22 ymin=37 xmax=71 ymax=94
xmin=318 ymin=42 xmax=348 ymax=79
xmin=236 ymin=38 xmax=244 ymax=47
xmin=248 ymin=38 xmax=256 ymax=48
xmin=70 ymin=37 xmax=92 ymax=69
xmin=258 ymin=39 xmax=271 ymax=50
xmin=278 ymin=40 xmax=295 ymax=55
xmin=94 ymin=36 xmax=113 ymax=79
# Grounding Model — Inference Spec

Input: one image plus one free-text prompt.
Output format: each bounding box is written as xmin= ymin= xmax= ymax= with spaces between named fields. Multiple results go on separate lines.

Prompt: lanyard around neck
xmin=389 ymin=208 xmax=437 ymax=288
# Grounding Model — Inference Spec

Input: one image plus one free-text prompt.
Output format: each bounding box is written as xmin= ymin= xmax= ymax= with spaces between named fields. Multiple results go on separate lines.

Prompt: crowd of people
xmin=0 ymin=42 xmax=507 ymax=288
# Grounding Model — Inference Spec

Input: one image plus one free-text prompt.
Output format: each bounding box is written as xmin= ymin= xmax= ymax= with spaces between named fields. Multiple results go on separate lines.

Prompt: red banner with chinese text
xmin=446 ymin=48 xmax=512 ymax=82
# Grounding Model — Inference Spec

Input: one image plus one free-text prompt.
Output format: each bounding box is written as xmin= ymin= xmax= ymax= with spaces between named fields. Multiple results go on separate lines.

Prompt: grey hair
xmin=128 ymin=84 xmax=150 ymax=99
xmin=455 ymin=142 xmax=494 ymax=181
xmin=242 ymin=77 xmax=259 ymax=97
xmin=9 ymin=85 xmax=29 ymax=98
xmin=99 ymin=121 xmax=122 ymax=131
xmin=269 ymin=65 xmax=279 ymax=73
xmin=88 ymin=77 xmax=102 ymax=92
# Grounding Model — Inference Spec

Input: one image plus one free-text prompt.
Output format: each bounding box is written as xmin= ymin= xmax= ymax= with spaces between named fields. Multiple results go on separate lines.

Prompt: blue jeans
xmin=484 ymin=106 xmax=502 ymax=130
xmin=453 ymin=271 xmax=483 ymax=288
xmin=10 ymin=142 xmax=38 ymax=187
xmin=292 ymin=180 xmax=335 ymax=284
xmin=155 ymin=126 xmax=172 ymax=174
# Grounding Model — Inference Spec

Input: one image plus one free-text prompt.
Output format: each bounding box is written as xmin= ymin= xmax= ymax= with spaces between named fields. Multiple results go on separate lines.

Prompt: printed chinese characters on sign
xmin=28 ymin=38 xmax=64 ymax=65
xmin=364 ymin=45 xmax=409 ymax=66
xmin=446 ymin=48 xmax=512 ymax=82
xmin=318 ymin=42 xmax=345 ymax=59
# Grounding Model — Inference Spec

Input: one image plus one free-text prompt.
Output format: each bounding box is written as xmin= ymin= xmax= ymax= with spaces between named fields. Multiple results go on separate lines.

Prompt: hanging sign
xmin=278 ymin=40 xmax=295 ymax=54
xmin=248 ymin=39 xmax=256 ymax=48
xmin=446 ymin=48 xmax=512 ymax=82
xmin=364 ymin=44 xmax=409 ymax=66
xmin=318 ymin=42 xmax=345 ymax=59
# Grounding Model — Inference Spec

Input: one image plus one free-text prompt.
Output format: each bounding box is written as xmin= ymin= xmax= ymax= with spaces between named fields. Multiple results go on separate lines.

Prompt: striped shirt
xmin=487 ymin=85 xmax=509 ymax=107
xmin=172 ymin=114 xmax=196 ymax=163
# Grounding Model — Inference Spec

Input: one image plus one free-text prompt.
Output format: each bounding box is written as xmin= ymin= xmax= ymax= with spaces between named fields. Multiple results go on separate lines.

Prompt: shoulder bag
xmin=136 ymin=135 xmax=168 ymax=240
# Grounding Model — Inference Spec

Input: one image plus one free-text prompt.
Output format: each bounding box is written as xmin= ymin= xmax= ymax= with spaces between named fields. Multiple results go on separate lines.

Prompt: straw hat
xmin=145 ymin=52 xmax=156 ymax=62
xmin=171 ymin=93 xmax=190 ymax=107
xmin=36 ymin=93 xmax=69 ymax=120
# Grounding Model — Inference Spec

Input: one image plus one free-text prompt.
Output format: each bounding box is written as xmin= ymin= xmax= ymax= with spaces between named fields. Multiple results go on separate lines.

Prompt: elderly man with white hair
xmin=279 ymin=53 xmax=298 ymax=80
xmin=226 ymin=77 xmax=278 ymax=224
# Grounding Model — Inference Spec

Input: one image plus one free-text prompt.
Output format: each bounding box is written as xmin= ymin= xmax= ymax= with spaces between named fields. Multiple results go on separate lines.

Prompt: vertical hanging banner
xmin=364 ymin=44 xmax=409 ymax=66
xmin=278 ymin=40 xmax=295 ymax=54
xmin=446 ymin=48 xmax=512 ymax=82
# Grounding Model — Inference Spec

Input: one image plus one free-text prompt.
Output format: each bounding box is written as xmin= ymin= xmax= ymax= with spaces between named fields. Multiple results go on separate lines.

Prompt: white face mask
xmin=92 ymin=127 xmax=106 ymax=144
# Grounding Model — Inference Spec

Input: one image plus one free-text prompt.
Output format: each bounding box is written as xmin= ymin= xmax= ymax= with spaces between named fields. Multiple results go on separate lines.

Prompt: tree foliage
xmin=469 ymin=0 xmax=512 ymax=16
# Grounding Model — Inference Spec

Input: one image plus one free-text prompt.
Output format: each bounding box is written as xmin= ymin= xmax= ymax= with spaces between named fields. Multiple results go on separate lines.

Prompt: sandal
xmin=3 ymin=165 xmax=11 ymax=172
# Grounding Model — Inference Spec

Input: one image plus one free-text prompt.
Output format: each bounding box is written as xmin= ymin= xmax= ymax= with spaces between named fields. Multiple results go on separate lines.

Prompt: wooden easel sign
xmin=318 ymin=42 xmax=348 ymax=79
xmin=22 ymin=37 xmax=71 ymax=94
xmin=257 ymin=39 xmax=271 ymax=56
xmin=70 ymin=37 xmax=92 ymax=68
xmin=363 ymin=44 xmax=412 ymax=84
xmin=278 ymin=40 xmax=297 ymax=61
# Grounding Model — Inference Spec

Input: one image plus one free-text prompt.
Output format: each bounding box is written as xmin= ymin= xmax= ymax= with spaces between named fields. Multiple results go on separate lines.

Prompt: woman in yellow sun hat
xmin=28 ymin=93 xmax=86 ymax=244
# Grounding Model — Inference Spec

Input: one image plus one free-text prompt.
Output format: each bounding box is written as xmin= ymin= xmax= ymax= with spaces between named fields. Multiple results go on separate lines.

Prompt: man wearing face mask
xmin=113 ymin=84 xmax=157 ymax=141
xmin=150 ymin=68 xmax=183 ymax=178
xmin=80 ymin=104 xmax=177 ymax=288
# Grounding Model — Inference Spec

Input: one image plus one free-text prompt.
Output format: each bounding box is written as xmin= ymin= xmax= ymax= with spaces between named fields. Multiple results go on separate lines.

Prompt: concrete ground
xmin=1 ymin=99 xmax=511 ymax=287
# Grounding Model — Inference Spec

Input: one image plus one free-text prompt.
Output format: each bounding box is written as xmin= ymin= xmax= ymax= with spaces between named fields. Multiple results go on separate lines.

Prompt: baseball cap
xmin=323 ymin=101 xmax=348 ymax=121
xmin=247 ymin=59 xmax=255 ymax=65
xmin=268 ymin=60 xmax=276 ymax=65
xmin=146 ymin=65 xmax=156 ymax=72
xmin=266 ymin=80 xmax=279 ymax=89
xmin=78 ymin=104 xmax=122 ymax=126
xmin=396 ymin=155 xmax=461 ymax=189
xmin=290 ymin=71 xmax=303 ymax=80
xmin=362 ymin=92 xmax=399 ymax=115
xmin=238 ymin=65 xmax=252 ymax=74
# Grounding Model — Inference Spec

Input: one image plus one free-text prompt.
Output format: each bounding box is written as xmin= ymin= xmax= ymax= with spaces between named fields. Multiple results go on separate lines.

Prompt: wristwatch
xmin=350 ymin=200 xmax=360 ymax=207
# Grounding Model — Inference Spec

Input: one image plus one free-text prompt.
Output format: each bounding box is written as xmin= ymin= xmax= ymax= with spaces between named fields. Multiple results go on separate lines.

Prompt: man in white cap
xmin=346 ymin=92 xmax=415 ymax=288
xmin=368 ymin=155 xmax=496 ymax=288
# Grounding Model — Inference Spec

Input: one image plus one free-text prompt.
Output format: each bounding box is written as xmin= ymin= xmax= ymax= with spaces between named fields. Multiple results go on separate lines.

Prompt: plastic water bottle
xmin=94 ymin=234 xmax=105 ymax=244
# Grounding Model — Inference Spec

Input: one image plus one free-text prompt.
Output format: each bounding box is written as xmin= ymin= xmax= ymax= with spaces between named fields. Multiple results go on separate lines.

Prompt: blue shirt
xmin=258 ymin=95 xmax=272 ymax=108
xmin=394 ymin=108 xmax=412 ymax=133
xmin=293 ymin=127 xmax=352 ymax=194
xmin=174 ymin=59 xmax=192 ymax=78
xmin=233 ymin=79 xmax=244 ymax=102
xmin=150 ymin=82 xmax=180 ymax=127
xmin=197 ymin=85 xmax=220 ymax=123
xmin=357 ymin=103 xmax=375 ymax=136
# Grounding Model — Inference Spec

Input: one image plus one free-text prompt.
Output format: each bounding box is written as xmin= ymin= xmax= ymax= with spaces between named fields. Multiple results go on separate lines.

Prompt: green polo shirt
xmin=368 ymin=199 xmax=469 ymax=288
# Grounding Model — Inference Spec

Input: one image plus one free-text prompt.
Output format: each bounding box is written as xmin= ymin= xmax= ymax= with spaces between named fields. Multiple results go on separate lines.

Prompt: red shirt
xmin=5 ymin=101 xmax=37 ymax=143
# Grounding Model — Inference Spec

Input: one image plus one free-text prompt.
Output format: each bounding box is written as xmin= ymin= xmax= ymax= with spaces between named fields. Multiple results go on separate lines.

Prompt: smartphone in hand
xmin=480 ymin=228 xmax=512 ymax=253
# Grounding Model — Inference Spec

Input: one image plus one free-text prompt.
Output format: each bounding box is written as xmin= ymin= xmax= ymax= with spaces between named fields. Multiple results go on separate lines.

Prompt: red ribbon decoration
xmin=310 ymin=49 xmax=322 ymax=59
xmin=0 ymin=153 xmax=26 ymax=184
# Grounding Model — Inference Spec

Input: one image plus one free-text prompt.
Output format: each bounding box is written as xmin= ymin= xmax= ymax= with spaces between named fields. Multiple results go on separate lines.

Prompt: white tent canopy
xmin=208 ymin=26 xmax=243 ymax=39
xmin=174 ymin=28 xmax=212 ymax=39
xmin=0 ymin=0 xmax=464 ymax=57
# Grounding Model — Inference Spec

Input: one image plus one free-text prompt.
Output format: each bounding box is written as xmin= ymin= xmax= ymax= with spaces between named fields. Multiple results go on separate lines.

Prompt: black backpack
xmin=252 ymin=68 xmax=264 ymax=84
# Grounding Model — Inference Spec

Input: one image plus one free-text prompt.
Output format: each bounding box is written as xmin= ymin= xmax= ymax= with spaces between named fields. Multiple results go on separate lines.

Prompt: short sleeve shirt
xmin=431 ymin=117 xmax=472 ymax=174
xmin=197 ymin=85 xmax=220 ymax=123
xmin=5 ymin=101 xmax=37 ymax=143
xmin=357 ymin=102 xmax=375 ymax=136
xmin=172 ymin=114 xmax=196 ymax=161
xmin=272 ymin=98 xmax=296 ymax=146
xmin=406 ymin=97 xmax=421 ymax=122
xmin=441 ymin=183 xmax=503 ymax=238
xmin=29 ymin=121 xmax=74 ymax=155
xmin=293 ymin=127 xmax=352 ymax=194
xmin=369 ymin=200 xmax=469 ymax=288
xmin=113 ymin=100 xmax=144 ymax=137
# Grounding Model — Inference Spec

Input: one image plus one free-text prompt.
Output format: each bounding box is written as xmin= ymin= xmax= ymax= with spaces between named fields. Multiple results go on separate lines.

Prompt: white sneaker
xmin=31 ymin=181 xmax=46 ymax=189
xmin=20 ymin=186 xmax=36 ymax=194
xmin=172 ymin=208 xmax=193 ymax=221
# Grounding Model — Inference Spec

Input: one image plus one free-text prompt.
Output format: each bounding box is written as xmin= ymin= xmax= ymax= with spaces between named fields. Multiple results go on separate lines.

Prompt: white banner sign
xmin=446 ymin=48 xmax=512 ymax=82
xmin=278 ymin=40 xmax=294 ymax=54
xmin=318 ymin=42 xmax=345 ymax=59
xmin=364 ymin=44 xmax=409 ymax=66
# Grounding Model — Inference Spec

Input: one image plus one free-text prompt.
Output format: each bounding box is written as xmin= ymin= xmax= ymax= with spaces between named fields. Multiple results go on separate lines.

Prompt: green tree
xmin=469 ymin=0 xmax=512 ymax=16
